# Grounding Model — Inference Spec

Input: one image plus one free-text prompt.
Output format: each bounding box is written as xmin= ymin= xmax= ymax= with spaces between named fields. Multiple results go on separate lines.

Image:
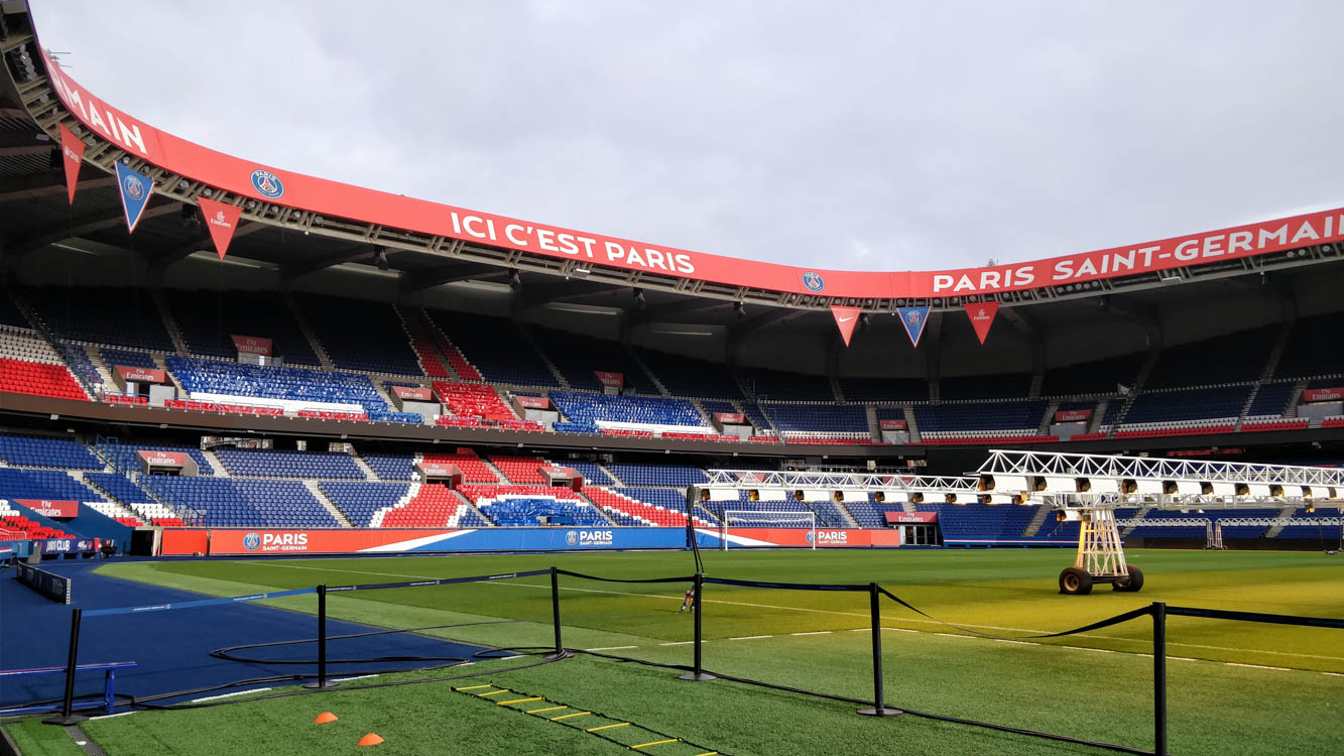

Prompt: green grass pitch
xmin=6 ymin=548 xmax=1343 ymax=755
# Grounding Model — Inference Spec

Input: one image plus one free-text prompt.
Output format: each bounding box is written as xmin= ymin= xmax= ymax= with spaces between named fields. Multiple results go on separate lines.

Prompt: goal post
xmin=720 ymin=510 xmax=817 ymax=550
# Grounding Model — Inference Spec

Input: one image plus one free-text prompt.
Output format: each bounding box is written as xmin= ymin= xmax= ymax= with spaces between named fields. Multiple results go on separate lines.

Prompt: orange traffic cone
xmin=357 ymin=733 xmax=384 ymax=747
xmin=312 ymin=711 xmax=338 ymax=725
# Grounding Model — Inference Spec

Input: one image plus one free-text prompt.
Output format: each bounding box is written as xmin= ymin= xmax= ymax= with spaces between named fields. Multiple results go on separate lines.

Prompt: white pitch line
xmin=585 ymin=645 xmax=639 ymax=652
xmin=191 ymin=687 xmax=271 ymax=703
xmin=1224 ymin=662 xmax=1290 ymax=672
xmin=331 ymin=674 xmax=380 ymax=684
xmin=256 ymin=561 xmax=1344 ymax=665
xmin=791 ymin=631 xmax=832 ymax=636
xmin=88 ymin=711 xmax=137 ymax=720
xmin=729 ymin=635 xmax=773 ymax=641
xmin=658 ymin=640 xmax=697 ymax=646
xmin=1323 ymin=672 xmax=1344 ymax=677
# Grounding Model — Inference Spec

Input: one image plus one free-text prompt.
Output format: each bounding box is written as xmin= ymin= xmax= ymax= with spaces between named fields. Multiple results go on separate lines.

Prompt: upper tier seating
xmin=740 ymin=368 xmax=835 ymax=401
xmin=168 ymin=290 xmax=319 ymax=365
xmin=940 ymin=373 xmax=1033 ymax=400
xmin=431 ymin=381 xmax=528 ymax=426
xmin=531 ymin=328 xmax=660 ymax=393
xmin=1246 ymin=382 xmax=1298 ymax=417
xmin=23 ymin=287 xmax=175 ymax=351
xmin=0 ymin=468 xmax=102 ymax=502
xmin=166 ymin=355 xmax=419 ymax=422
xmin=1146 ymin=328 xmax=1276 ymax=388
xmin=214 ymin=449 xmax=365 ymax=479
xmin=0 ymin=433 xmax=102 ymax=469
xmin=634 ymin=350 xmax=744 ymax=400
xmin=1042 ymin=356 xmax=1140 ymax=397
xmin=100 ymin=348 xmax=158 ymax=371
xmin=1276 ymin=312 xmax=1344 ymax=379
xmin=428 ymin=310 xmax=559 ymax=387
xmin=0 ymin=294 xmax=28 ymax=328
xmin=1122 ymin=386 xmax=1252 ymax=424
xmin=0 ymin=330 xmax=88 ymax=401
xmin=298 ymin=295 xmax=422 ymax=375
xmin=764 ymin=403 xmax=869 ymax=435
xmin=56 ymin=342 xmax=101 ymax=395
xmin=97 ymin=442 xmax=215 ymax=475
xmin=142 ymin=476 xmax=338 ymax=527
xmin=606 ymin=463 xmax=707 ymax=487
xmin=840 ymin=377 xmax=928 ymax=401
xmin=550 ymin=392 xmax=707 ymax=433
xmin=914 ymin=401 xmax=1049 ymax=433
xmin=843 ymin=498 xmax=890 ymax=528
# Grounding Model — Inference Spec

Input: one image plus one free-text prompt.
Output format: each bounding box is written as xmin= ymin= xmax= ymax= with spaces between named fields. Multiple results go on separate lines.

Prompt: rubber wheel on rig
xmin=1112 ymin=565 xmax=1144 ymax=593
xmin=1059 ymin=567 xmax=1093 ymax=595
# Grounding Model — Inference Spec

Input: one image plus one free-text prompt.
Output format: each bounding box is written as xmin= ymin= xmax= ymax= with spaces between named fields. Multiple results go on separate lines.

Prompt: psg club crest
xmin=565 ymin=530 xmax=579 ymax=546
xmin=250 ymin=168 xmax=285 ymax=199
xmin=242 ymin=532 xmax=261 ymax=551
xmin=114 ymin=160 xmax=155 ymax=233
xmin=802 ymin=271 xmax=825 ymax=292
xmin=897 ymin=305 xmax=931 ymax=348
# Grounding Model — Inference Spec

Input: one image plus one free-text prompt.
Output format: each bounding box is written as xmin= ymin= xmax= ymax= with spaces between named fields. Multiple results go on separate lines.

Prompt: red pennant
xmin=964 ymin=301 xmax=999 ymax=344
xmin=198 ymin=197 xmax=242 ymax=260
xmin=831 ymin=305 xmax=861 ymax=347
xmin=59 ymin=124 xmax=85 ymax=205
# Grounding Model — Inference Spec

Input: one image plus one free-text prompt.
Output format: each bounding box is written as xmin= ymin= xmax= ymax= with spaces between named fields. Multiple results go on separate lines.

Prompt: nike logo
xmin=837 ymin=316 xmax=855 ymax=323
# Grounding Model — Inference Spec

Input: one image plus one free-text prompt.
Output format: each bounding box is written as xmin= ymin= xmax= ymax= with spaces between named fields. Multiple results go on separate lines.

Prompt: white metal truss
xmin=705 ymin=469 xmax=979 ymax=500
xmin=976 ymin=449 xmax=1344 ymax=510
xmin=1076 ymin=509 xmax=1128 ymax=577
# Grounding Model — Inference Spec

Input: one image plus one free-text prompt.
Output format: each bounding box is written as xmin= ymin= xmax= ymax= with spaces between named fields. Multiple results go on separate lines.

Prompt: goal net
xmin=720 ymin=509 xmax=817 ymax=550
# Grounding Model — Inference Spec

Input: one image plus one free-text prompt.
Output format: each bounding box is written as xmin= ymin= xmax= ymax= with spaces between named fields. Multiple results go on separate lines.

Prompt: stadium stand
xmin=96 ymin=442 xmax=215 ymax=475
xmin=634 ymin=350 xmax=744 ymax=400
xmin=606 ymin=463 xmax=707 ymax=487
xmin=530 ymin=327 xmax=660 ymax=393
xmin=423 ymin=450 xmax=501 ymax=483
xmin=1276 ymin=312 xmax=1344 ymax=379
xmin=142 ymin=477 xmax=339 ymax=527
xmin=362 ymin=453 xmax=416 ymax=481
xmin=840 ymin=377 xmax=928 ymax=401
xmin=740 ymin=367 xmax=834 ymax=401
xmin=213 ymin=449 xmax=365 ymax=479
xmin=22 ymin=287 xmax=175 ymax=351
xmin=428 ymin=310 xmax=559 ymax=387
xmin=318 ymin=481 xmax=409 ymax=527
xmin=764 ymin=403 xmax=869 ymax=437
xmin=1041 ymin=356 xmax=1140 ymax=397
xmin=550 ymin=391 xmax=708 ymax=434
xmin=940 ymin=373 xmax=1034 ymax=400
xmin=0 ymin=329 xmax=89 ymax=401
xmin=168 ymin=290 xmax=320 ymax=365
xmin=298 ymin=295 xmax=423 ymax=375
xmin=1146 ymin=328 xmax=1277 ymax=388
xmin=0 ymin=433 xmax=102 ymax=469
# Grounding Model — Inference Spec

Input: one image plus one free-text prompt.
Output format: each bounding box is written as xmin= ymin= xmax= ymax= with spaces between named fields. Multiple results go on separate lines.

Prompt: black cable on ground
xmin=210 ymin=619 xmax=516 ymax=665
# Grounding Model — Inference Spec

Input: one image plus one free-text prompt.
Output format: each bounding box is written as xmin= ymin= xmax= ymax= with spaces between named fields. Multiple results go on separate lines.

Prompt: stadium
xmin=1 ymin=2 xmax=1342 ymax=754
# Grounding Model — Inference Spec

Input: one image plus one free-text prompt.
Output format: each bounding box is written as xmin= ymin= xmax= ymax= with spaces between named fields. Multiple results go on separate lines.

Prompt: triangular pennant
xmin=58 ymin=124 xmax=85 ymax=205
xmin=964 ymin=301 xmax=999 ymax=345
xmin=198 ymin=197 xmax=243 ymax=260
xmin=897 ymin=306 xmax=931 ymax=348
xmin=830 ymin=305 xmax=861 ymax=347
xmin=114 ymin=161 xmax=155 ymax=233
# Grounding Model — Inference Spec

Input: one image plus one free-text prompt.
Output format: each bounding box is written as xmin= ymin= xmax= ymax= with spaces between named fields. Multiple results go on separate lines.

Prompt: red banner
xmin=59 ymin=124 xmax=85 ymax=205
xmin=714 ymin=412 xmax=748 ymax=425
xmin=964 ymin=301 xmax=999 ymax=344
xmin=879 ymin=419 xmax=907 ymax=430
xmin=393 ymin=386 xmax=434 ymax=401
xmin=39 ymin=50 xmax=1344 ymax=301
xmin=114 ymin=365 xmax=166 ymax=384
xmin=514 ymin=396 xmax=551 ymax=409
xmin=137 ymin=450 xmax=189 ymax=468
xmin=723 ymin=528 xmax=903 ymax=548
xmin=1054 ymin=408 xmax=1093 ymax=422
xmin=594 ymin=371 xmax=624 ymax=390
xmin=16 ymin=499 xmax=78 ymax=518
xmin=418 ymin=463 xmax=461 ymax=479
xmin=884 ymin=511 xmax=938 ymax=524
xmin=231 ymin=334 xmax=273 ymax=356
xmin=198 ymin=197 xmax=243 ymax=260
xmin=1302 ymin=388 xmax=1344 ymax=402
xmin=830 ymin=305 xmax=861 ymax=347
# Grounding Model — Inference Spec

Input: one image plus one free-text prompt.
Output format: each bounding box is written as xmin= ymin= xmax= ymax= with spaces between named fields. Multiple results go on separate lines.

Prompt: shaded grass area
xmin=0 ymin=718 xmax=84 ymax=756
xmin=78 ymin=548 xmax=1344 ymax=755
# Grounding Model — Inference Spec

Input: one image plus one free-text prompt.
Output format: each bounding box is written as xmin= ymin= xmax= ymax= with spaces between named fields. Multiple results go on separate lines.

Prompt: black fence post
xmin=680 ymin=573 xmax=714 ymax=681
xmin=1153 ymin=601 xmax=1168 ymax=756
xmin=304 ymin=584 xmax=328 ymax=689
xmin=546 ymin=566 xmax=567 ymax=660
xmin=857 ymin=583 xmax=902 ymax=717
xmin=43 ymin=607 xmax=86 ymax=725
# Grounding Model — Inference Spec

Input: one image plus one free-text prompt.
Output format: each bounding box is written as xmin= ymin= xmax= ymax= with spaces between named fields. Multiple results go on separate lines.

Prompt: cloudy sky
xmin=32 ymin=1 xmax=1344 ymax=271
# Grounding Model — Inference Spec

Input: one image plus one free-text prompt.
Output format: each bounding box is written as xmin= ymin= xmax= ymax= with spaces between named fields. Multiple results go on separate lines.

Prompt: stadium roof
xmin=2 ymin=0 xmax=1344 ymax=332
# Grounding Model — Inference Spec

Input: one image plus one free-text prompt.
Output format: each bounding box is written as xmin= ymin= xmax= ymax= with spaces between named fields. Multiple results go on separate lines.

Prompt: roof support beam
xmin=148 ymin=220 xmax=267 ymax=271
xmin=3 ymin=203 xmax=180 ymax=261
xmin=400 ymin=262 xmax=505 ymax=294
xmin=0 ymin=170 xmax=114 ymax=202
xmin=280 ymin=244 xmax=375 ymax=283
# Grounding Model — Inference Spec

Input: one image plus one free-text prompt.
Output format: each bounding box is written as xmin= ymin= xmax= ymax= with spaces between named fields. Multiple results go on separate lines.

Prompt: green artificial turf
xmin=62 ymin=548 xmax=1343 ymax=755
xmin=0 ymin=717 xmax=84 ymax=756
